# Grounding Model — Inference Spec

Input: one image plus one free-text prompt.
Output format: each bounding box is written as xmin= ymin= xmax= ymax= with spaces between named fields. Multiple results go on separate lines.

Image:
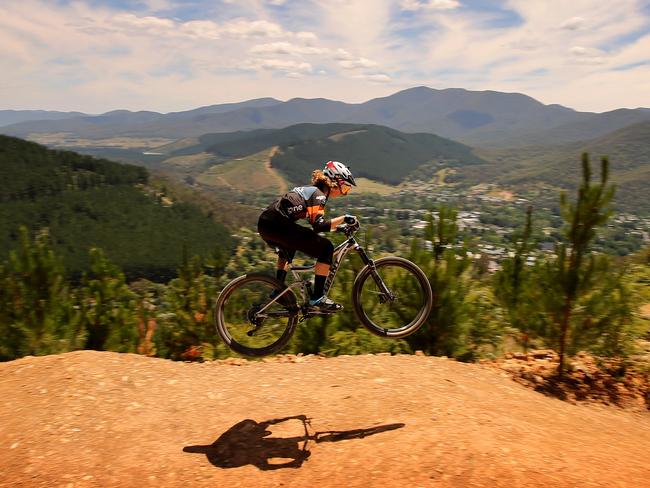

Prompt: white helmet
xmin=323 ymin=160 xmax=356 ymax=187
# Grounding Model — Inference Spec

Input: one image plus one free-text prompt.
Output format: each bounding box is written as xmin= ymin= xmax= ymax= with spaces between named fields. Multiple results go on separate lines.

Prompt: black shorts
xmin=258 ymin=209 xmax=334 ymax=264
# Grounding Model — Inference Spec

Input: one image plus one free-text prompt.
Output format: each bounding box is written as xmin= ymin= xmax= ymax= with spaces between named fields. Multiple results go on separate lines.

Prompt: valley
xmin=2 ymin=86 xmax=649 ymax=262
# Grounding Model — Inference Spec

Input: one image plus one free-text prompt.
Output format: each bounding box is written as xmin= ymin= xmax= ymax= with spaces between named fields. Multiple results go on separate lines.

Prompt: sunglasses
xmin=338 ymin=182 xmax=352 ymax=194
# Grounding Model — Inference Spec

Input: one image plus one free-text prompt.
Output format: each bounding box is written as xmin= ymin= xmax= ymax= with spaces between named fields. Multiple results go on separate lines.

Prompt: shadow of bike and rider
xmin=183 ymin=415 xmax=405 ymax=470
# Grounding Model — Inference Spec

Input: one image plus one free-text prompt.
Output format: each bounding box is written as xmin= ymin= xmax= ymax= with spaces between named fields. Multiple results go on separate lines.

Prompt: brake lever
xmin=336 ymin=222 xmax=359 ymax=236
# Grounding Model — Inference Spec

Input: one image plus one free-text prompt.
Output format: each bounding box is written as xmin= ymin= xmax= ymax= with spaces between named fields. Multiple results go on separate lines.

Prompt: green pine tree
xmin=78 ymin=248 xmax=138 ymax=352
xmin=0 ymin=226 xmax=82 ymax=359
xmin=493 ymin=206 xmax=543 ymax=351
xmin=408 ymin=206 xmax=474 ymax=357
xmin=156 ymin=255 xmax=221 ymax=360
xmin=543 ymin=153 xmax=617 ymax=374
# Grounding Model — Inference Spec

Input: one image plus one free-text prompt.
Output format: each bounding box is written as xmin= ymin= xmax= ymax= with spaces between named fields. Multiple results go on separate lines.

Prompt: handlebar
xmin=336 ymin=221 xmax=360 ymax=236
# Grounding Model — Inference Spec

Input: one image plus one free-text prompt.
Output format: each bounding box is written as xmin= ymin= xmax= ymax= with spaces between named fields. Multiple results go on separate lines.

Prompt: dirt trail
xmin=1 ymin=351 xmax=649 ymax=488
xmin=264 ymin=146 xmax=289 ymax=194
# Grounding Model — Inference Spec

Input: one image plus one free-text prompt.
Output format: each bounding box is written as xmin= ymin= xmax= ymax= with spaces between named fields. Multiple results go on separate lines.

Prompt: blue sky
xmin=1 ymin=0 xmax=649 ymax=113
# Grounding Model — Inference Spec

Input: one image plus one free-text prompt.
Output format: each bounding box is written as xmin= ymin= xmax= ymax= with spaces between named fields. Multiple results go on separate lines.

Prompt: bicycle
xmin=214 ymin=221 xmax=433 ymax=357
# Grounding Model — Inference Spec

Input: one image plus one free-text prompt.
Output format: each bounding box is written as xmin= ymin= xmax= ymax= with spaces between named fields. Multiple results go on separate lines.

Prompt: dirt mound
xmin=1 ymin=351 xmax=650 ymax=487
xmin=484 ymin=350 xmax=650 ymax=412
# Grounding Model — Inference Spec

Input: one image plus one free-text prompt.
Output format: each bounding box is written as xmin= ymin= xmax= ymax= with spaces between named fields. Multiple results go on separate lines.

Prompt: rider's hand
xmin=344 ymin=214 xmax=357 ymax=225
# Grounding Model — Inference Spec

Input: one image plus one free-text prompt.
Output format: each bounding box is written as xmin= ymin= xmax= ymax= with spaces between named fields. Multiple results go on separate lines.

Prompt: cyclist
xmin=257 ymin=161 xmax=357 ymax=312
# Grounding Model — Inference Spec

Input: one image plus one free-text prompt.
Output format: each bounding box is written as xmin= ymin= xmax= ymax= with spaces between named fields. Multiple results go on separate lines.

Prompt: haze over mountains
xmin=0 ymin=110 xmax=86 ymax=127
xmin=3 ymin=87 xmax=650 ymax=147
xmin=2 ymin=85 xmax=649 ymax=214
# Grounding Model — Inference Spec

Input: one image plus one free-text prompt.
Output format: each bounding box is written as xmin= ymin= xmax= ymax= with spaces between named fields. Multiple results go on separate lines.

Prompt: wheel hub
xmin=246 ymin=305 xmax=264 ymax=326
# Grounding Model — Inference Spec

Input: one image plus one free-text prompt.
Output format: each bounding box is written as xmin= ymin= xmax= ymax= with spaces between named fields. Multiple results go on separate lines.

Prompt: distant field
xmin=159 ymin=152 xmax=218 ymax=170
xmin=150 ymin=137 xmax=200 ymax=154
xmin=328 ymin=129 xmax=368 ymax=142
xmin=197 ymin=148 xmax=287 ymax=194
xmin=431 ymin=168 xmax=455 ymax=185
xmin=488 ymin=190 xmax=515 ymax=201
xmin=27 ymin=133 xmax=175 ymax=149
xmin=354 ymin=178 xmax=400 ymax=195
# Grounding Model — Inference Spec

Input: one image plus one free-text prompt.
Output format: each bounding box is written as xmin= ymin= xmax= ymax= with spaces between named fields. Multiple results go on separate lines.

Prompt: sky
xmin=1 ymin=0 xmax=649 ymax=114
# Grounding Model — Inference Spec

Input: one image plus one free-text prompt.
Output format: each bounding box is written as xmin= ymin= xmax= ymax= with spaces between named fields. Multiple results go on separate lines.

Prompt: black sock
xmin=313 ymin=274 xmax=326 ymax=299
xmin=276 ymin=269 xmax=287 ymax=283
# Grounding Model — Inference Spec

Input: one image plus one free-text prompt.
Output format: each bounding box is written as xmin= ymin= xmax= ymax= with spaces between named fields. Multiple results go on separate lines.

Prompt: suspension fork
xmin=354 ymin=244 xmax=394 ymax=301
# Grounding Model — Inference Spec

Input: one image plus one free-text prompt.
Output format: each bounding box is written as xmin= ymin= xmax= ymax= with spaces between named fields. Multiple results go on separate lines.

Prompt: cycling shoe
xmin=308 ymin=296 xmax=343 ymax=313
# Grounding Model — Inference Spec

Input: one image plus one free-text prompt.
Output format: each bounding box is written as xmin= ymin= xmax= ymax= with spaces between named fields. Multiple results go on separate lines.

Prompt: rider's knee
xmin=317 ymin=239 xmax=334 ymax=264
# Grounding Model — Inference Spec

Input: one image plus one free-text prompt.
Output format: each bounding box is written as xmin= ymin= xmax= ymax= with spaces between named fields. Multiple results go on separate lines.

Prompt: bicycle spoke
xmin=217 ymin=276 xmax=297 ymax=355
xmin=353 ymin=257 xmax=432 ymax=337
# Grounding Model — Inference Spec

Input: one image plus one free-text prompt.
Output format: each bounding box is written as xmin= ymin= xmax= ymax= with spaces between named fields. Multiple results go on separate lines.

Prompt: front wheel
xmin=352 ymin=257 xmax=432 ymax=338
xmin=214 ymin=273 xmax=299 ymax=357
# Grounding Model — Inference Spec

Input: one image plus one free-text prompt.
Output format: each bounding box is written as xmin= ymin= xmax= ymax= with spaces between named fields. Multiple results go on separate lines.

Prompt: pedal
xmin=307 ymin=305 xmax=343 ymax=315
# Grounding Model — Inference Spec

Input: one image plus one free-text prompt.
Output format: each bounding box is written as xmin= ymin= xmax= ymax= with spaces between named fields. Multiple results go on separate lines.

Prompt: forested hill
xmin=166 ymin=123 xmax=485 ymax=186
xmin=0 ymin=135 xmax=234 ymax=281
xmin=268 ymin=124 xmax=485 ymax=185
xmin=469 ymin=120 xmax=650 ymax=213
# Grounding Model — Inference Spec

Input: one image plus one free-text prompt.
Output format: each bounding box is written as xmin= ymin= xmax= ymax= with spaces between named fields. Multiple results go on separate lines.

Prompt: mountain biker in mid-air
xmin=257 ymin=160 xmax=357 ymax=313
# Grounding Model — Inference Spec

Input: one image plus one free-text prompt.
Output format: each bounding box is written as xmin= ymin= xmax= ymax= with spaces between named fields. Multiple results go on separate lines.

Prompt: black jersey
xmin=268 ymin=186 xmax=331 ymax=232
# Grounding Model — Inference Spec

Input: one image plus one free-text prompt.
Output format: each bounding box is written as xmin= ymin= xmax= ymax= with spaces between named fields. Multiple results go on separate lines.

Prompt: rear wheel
xmin=215 ymin=273 xmax=298 ymax=357
xmin=352 ymin=257 xmax=432 ymax=338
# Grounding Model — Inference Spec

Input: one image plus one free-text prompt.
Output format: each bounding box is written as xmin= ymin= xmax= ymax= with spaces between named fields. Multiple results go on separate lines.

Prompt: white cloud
xmin=569 ymin=46 xmax=607 ymax=65
xmin=76 ymin=13 xmax=290 ymax=41
xmin=400 ymin=0 xmax=460 ymax=11
xmin=573 ymin=57 xmax=607 ymax=66
xmin=0 ymin=0 xmax=648 ymax=112
xmin=508 ymin=35 xmax=545 ymax=51
xmin=250 ymin=42 xmax=329 ymax=55
xmin=332 ymin=48 xmax=356 ymax=61
xmin=294 ymin=31 xmax=319 ymax=44
xmin=222 ymin=19 xmax=286 ymax=38
xmin=140 ymin=0 xmax=178 ymax=10
xmin=180 ymin=20 xmax=222 ymax=39
xmin=569 ymin=46 xmax=589 ymax=56
xmin=112 ymin=13 xmax=175 ymax=32
xmin=608 ymin=32 xmax=650 ymax=67
xmin=355 ymin=73 xmax=392 ymax=83
xmin=315 ymin=1 xmax=393 ymax=64
xmin=243 ymin=58 xmax=313 ymax=74
xmin=560 ymin=16 xmax=586 ymax=30
xmin=339 ymin=57 xmax=378 ymax=69
xmin=381 ymin=0 xmax=650 ymax=110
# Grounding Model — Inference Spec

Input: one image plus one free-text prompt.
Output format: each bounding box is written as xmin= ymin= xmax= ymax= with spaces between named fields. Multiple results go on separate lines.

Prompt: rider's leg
xmin=309 ymin=242 xmax=342 ymax=311
xmin=310 ymin=237 xmax=334 ymax=299
xmin=276 ymin=257 xmax=288 ymax=283
xmin=259 ymin=219 xmax=338 ymax=307
xmin=309 ymin=259 xmax=340 ymax=311
xmin=313 ymin=262 xmax=330 ymax=298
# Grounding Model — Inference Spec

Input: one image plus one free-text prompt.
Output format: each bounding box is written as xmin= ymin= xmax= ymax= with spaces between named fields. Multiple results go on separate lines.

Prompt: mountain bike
xmin=214 ymin=222 xmax=433 ymax=357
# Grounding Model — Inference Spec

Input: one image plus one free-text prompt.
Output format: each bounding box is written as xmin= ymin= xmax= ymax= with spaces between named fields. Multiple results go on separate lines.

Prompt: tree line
xmin=0 ymin=135 xmax=235 ymax=281
xmin=1 ymin=153 xmax=648 ymax=375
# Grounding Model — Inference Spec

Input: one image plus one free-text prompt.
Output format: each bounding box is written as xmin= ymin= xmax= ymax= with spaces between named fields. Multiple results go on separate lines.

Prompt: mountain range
xmin=2 ymin=86 xmax=648 ymax=215
xmin=0 ymin=109 xmax=86 ymax=127
xmin=3 ymin=87 xmax=650 ymax=147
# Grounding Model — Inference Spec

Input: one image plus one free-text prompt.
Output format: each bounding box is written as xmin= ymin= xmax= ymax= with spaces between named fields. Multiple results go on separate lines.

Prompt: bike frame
xmin=259 ymin=228 xmax=387 ymax=316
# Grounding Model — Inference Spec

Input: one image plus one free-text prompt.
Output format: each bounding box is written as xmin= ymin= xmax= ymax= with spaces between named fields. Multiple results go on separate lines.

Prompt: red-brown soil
xmin=1 ymin=351 xmax=650 ymax=487
xmin=483 ymin=350 xmax=650 ymax=411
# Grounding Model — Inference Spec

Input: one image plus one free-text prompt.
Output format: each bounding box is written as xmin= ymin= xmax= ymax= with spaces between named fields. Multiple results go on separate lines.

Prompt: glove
xmin=344 ymin=214 xmax=357 ymax=225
